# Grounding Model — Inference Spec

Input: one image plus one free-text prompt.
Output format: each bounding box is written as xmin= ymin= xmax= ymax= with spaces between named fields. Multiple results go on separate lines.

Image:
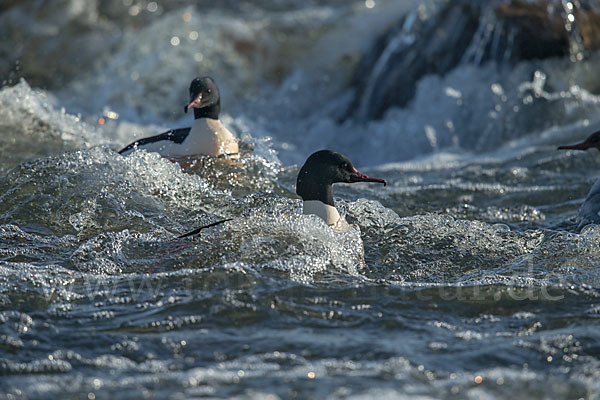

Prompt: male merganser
xmin=558 ymin=131 xmax=600 ymax=228
xmin=296 ymin=150 xmax=387 ymax=227
xmin=177 ymin=150 xmax=387 ymax=238
xmin=119 ymin=77 xmax=239 ymax=157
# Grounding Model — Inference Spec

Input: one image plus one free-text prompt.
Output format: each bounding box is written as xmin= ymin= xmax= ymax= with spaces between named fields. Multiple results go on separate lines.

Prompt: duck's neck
xmin=303 ymin=200 xmax=341 ymax=226
xmin=193 ymin=103 xmax=219 ymax=120
xmin=297 ymin=180 xmax=335 ymax=207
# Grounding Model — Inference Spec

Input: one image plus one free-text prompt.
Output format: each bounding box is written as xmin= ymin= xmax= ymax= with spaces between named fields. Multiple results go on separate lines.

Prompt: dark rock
xmin=347 ymin=0 xmax=600 ymax=121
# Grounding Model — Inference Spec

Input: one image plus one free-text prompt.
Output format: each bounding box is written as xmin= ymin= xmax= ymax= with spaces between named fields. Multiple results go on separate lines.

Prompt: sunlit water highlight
xmin=2 ymin=1 xmax=600 ymax=399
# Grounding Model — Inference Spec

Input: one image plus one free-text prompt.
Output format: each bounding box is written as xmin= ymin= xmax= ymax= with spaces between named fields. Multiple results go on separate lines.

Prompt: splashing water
xmin=2 ymin=1 xmax=600 ymax=399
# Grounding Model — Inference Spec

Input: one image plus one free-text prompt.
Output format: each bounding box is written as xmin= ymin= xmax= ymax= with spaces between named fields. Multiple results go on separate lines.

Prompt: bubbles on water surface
xmin=166 ymin=141 xmax=282 ymax=197
xmin=0 ymin=80 xmax=109 ymax=173
xmin=0 ymin=144 xmax=369 ymax=280
xmin=171 ymin=209 xmax=367 ymax=283
xmin=3 ymin=1 xmax=600 ymax=399
xmin=0 ymin=147 xmax=224 ymax=236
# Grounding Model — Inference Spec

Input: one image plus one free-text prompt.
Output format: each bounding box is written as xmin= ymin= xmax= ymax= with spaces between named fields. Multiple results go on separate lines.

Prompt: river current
xmin=2 ymin=1 xmax=600 ymax=398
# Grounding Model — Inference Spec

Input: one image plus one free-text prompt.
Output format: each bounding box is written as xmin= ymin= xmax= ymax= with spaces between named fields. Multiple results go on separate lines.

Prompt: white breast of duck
xmin=303 ymin=200 xmax=342 ymax=227
xmin=181 ymin=118 xmax=238 ymax=157
xmin=134 ymin=118 xmax=238 ymax=157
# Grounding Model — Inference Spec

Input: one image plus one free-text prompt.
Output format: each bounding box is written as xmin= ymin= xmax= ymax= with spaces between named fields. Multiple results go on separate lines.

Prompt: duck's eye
xmin=207 ymin=89 xmax=212 ymax=94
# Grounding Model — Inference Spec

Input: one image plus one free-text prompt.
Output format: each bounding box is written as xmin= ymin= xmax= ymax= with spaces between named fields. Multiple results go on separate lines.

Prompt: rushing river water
xmin=2 ymin=0 xmax=600 ymax=398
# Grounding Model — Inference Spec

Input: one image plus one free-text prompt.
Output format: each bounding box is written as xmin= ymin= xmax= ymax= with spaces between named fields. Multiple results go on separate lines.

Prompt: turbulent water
xmin=2 ymin=0 xmax=600 ymax=398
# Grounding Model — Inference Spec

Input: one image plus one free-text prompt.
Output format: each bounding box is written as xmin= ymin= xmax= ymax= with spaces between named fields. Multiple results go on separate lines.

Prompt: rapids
xmin=2 ymin=0 xmax=600 ymax=398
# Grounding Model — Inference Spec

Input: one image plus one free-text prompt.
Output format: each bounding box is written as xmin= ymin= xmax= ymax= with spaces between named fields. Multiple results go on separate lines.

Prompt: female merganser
xmin=119 ymin=77 xmax=239 ymax=157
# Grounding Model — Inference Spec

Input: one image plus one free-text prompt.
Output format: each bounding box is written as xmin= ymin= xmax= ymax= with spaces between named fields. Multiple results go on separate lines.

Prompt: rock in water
xmin=347 ymin=0 xmax=600 ymax=121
